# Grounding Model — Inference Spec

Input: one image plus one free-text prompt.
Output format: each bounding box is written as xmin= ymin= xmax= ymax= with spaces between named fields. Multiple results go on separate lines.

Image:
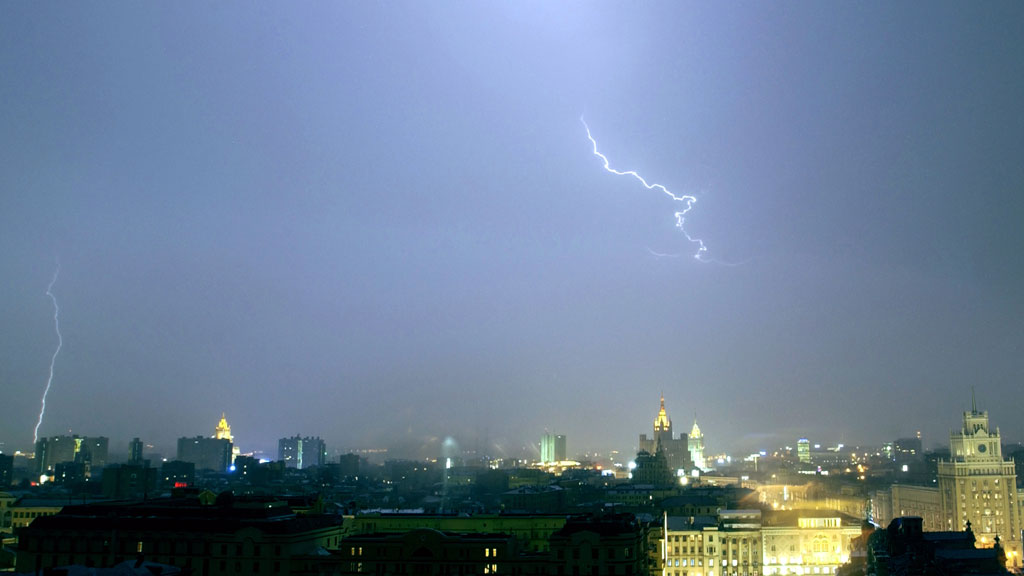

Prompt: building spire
xmin=654 ymin=394 xmax=671 ymax=431
xmin=971 ymin=387 xmax=976 ymax=413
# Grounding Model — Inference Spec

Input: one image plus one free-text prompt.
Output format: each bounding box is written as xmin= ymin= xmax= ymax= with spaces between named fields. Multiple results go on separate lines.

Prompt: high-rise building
xmin=0 ymin=453 xmax=12 ymax=488
xmin=688 ymin=419 xmax=705 ymax=470
xmin=34 ymin=435 xmax=108 ymax=476
xmin=540 ymin=434 xmax=566 ymax=464
xmin=176 ymin=436 xmax=232 ymax=472
xmin=894 ymin=435 xmax=922 ymax=463
xmin=337 ymin=453 xmax=360 ymax=478
xmin=638 ymin=395 xmax=692 ymax=472
xmin=102 ymin=463 xmax=156 ymax=499
xmin=937 ymin=395 xmax=1021 ymax=567
xmin=797 ymin=438 xmax=811 ymax=464
xmin=278 ymin=435 xmax=327 ymax=470
xmin=129 ymin=437 xmax=144 ymax=464
xmin=213 ymin=412 xmax=241 ymax=464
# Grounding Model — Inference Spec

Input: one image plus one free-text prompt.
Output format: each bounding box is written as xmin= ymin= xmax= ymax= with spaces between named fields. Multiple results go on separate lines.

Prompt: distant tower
xmin=688 ymin=419 xmax=706 ymax=470
xmin=638 ymin=394 xmax=692 ymax=472
xmin=129 ymin=437 xmax=144 ymax=464
xmin=654 ymin=394 xmax=673 ymax=444
xmin=214 ymin=413 xmax=239 ymax=464
xmin=540 ymin=434 xmax=567 ymax=464
xmin=797 ymin=438 xmax=811 ymax=463
xmin=278 ymin=435 xmax=327 ymax=470
xmin=214 ymin=413 xmax=233 ymax=442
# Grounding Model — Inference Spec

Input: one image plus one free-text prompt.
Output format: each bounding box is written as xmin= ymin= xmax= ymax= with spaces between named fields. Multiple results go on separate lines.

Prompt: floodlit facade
xmin=33 ymin=435 xmax=109 ymax=476
xmin=761 ymin=515 xmax=859 ymax=576
xmin=689 ymin=420 xmax=706 ymax=471
xmin=937 ymin=398 xmax=1021 ymax=568
xmin=278 ymin=435 xmax=327 ymax=470
xmin=214 ymin=412 xmax=233 ymax=442
xmin=797 ymin=439 xmax=810 ymax=464
xmin=540 ymin=433 xmax=567 ymax=464
xmin=662 ymin=511 xmax=860 ymax=576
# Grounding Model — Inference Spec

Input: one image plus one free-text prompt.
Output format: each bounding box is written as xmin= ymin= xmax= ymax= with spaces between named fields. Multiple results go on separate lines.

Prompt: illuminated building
xmin=213 ymin=412 xmax=240 ymax=463
xmin=7 ymin=497 xmax=65 ymax=531
xmin=873 ymin=485 xmax=944 ymax=532
xmin=639 ymin=395 xmax=693 ymax=473
xmin=0 ymin=491 xmax=14 ymax=531
xmin=663 ymin=510 xmax=860 ymax=576
xmin=937 ymin=395 xmax=1022 ymax=568
xmin=689 ymin=419 xmax=706 ymax=471
xmin=33 ymin=435 xmax=108 ymax=476
xmin=893 ymin=435 xmax=921 ymax=463
xmin=797 ymin=439 xmax=810 ymax=464
xmin=540 ymin=434 xmax=566 ymax=464
xmin=762 ymin=512 xmax=860 ymax=575
xmin=214 ymin=412 xmax=232 ymax=441
xmin=278 ymin=435 xmax=327 ymax=470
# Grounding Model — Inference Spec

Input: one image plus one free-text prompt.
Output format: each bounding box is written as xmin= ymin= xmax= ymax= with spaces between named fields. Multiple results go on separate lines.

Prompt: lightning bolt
xmin=581 ymin=116 xmax=709 ymax=261
xmin=33 ymin=262 xmax=63 ymax=444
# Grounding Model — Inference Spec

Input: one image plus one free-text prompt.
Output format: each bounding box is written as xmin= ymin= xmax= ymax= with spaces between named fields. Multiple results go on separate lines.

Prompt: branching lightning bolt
xmin=581 ymin=116 xmax=709 ymax=261
xmin=33 ymin=262 xmax=63 ymax=444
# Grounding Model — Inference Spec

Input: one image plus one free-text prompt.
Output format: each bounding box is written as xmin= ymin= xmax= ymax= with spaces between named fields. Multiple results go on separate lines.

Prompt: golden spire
xmin=654 ymin=394 xmax=671 ymax=431
xmin=214 ymin=412 xmax=233 ymax=441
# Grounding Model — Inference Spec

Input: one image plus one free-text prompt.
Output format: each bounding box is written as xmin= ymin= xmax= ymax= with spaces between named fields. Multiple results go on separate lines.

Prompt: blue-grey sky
xmin=2 ymin=2 xmax=1022 ymax=460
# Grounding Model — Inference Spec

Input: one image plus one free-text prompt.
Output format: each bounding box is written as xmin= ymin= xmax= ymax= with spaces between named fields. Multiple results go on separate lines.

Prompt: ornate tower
xmin=214 ymin=413 xmax=233 ymax=442
xmin=638 ymin=394 xmax=692 ymax=473
xmin=688 ymin=418 xmax=706 ymax=470
xmin=653 ymin=394 xmax=673 ymax=446
xmin=937 ymin=393 xmax=1021 ymax=568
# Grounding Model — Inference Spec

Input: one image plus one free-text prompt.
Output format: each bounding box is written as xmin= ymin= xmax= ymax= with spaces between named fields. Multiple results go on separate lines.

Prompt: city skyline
xmin=8 ymin=392 xmax=1022 ymax=463
xmin=2 ymin=4 xmax=1023 ymax=458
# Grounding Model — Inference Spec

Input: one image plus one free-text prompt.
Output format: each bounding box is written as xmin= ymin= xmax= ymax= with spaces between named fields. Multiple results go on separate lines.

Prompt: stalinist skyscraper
xmin=214 ymin=412 xmax=239 ymax=464
xmin=688 ymin=419 xmax=706 ymax=471
xmin=937 ymin=394 xmax=1021 ymax=568
xmin=638 ymin=395 xmax=693 ymax=473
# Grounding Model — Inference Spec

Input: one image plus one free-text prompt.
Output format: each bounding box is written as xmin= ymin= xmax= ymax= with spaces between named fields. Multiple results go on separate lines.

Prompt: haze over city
xmin=2 ymin=3 xmax=1023 ymax=459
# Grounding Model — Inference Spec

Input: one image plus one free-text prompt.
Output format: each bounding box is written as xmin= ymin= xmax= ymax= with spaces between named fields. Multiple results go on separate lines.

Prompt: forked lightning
xmin=581 ymin=116 xmax=709 ymax=261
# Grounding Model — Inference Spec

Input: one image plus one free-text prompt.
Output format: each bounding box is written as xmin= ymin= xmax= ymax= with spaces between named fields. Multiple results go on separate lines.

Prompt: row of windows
xmin=12 ymin=511 xmax=55 ymax=519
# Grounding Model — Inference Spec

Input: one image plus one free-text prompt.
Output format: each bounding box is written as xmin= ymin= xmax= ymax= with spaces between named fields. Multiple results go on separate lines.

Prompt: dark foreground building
xmin=15 ymin=495 xmax=342 ymax=575
xmin=863 ymin=516 xmax=1007 ymax=576
xmin=309 ymin=512 xmax=650 ymax=575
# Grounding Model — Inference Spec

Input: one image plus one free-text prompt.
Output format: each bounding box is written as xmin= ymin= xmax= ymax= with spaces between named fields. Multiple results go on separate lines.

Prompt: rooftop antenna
xmin=971 ymin=387 xmax=977 ymax=413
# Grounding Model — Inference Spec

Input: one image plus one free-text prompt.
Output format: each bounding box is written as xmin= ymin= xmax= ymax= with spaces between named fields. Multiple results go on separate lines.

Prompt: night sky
xmin=2 ymin=3 xmax=1022 ymax=460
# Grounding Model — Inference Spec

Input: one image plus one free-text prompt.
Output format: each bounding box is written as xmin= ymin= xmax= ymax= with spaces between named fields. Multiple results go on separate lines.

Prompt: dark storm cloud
xmin=1 ymin=2 xmax=1022 ymax=458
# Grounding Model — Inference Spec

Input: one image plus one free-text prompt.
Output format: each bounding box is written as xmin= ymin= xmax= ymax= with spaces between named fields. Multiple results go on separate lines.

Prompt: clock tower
xmin=937 ymin=392 xmax=1021 ymax=568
